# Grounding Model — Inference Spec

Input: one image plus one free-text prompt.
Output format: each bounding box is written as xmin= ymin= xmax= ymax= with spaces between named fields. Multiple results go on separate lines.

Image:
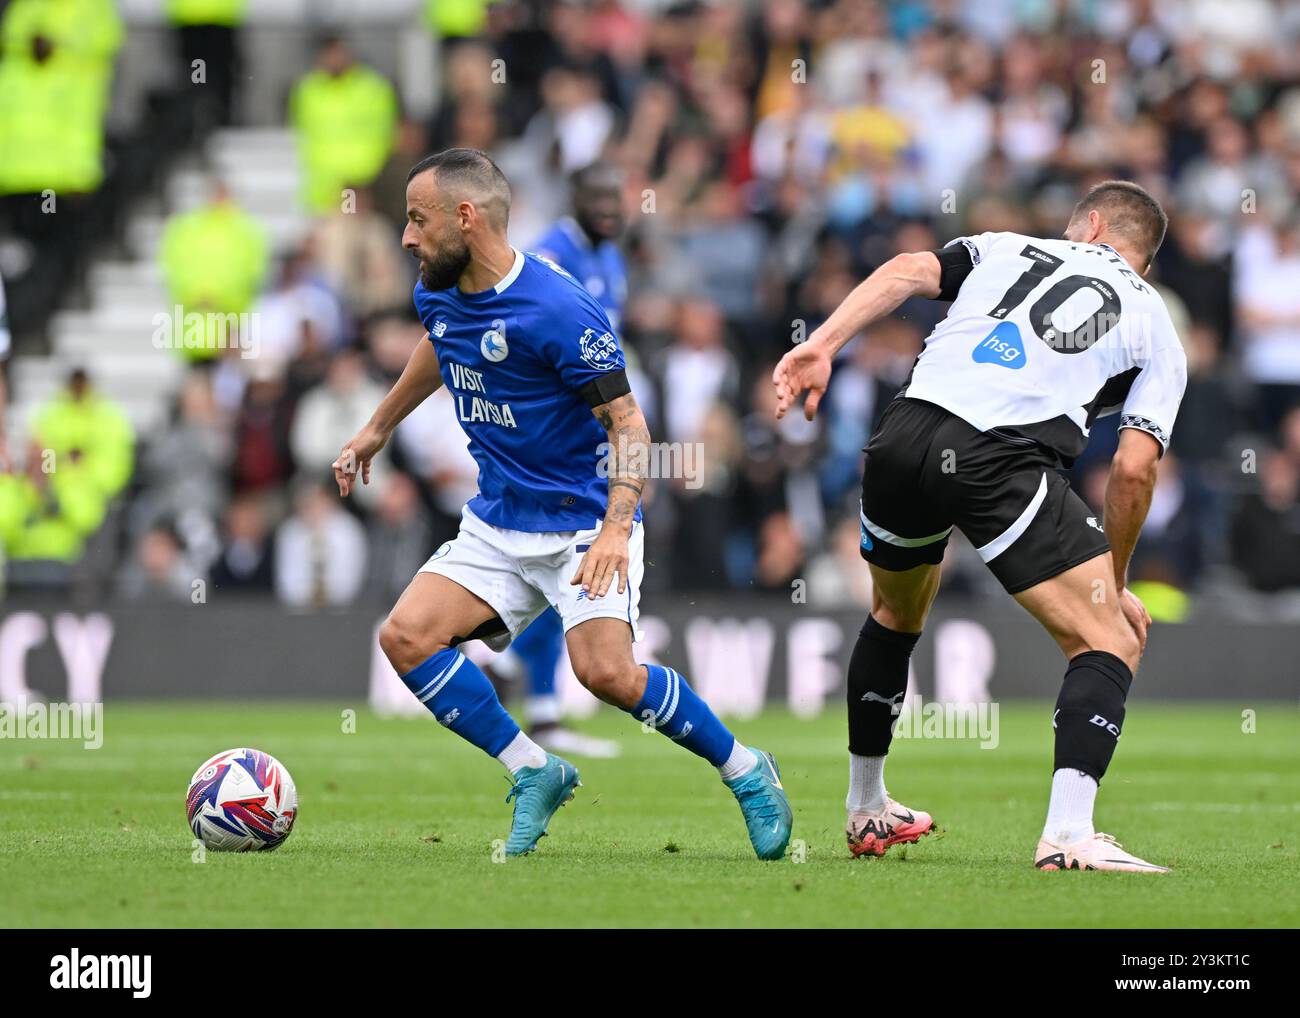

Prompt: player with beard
xmin=333 ymin=148 xmax=792 ymax=859
xmin=774 ymin=180 xmax=1187 ymax=872
xmin=489 ymin=162 xmax=631 ymax=760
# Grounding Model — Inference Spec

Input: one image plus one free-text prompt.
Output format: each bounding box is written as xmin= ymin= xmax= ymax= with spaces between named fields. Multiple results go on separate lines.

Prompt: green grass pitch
xmin=1 ymin=701 xmax=1296 ymax=928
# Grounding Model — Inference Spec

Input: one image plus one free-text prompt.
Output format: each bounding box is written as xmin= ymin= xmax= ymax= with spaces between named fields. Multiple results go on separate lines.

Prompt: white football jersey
xmin=901 ymin=232 xmax=1187 ymax=462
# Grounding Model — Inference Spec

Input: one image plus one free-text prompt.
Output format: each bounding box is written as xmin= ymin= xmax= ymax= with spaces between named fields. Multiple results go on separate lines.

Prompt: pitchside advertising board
xmin=1 ymin=598 xmax=1296 ymax=711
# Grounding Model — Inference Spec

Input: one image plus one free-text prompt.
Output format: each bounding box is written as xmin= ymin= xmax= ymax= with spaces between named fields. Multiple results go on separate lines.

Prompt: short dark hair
xmin=1071 ymin=180 xmax=1168 ymax=267
xmin=406 ymin=148 xmax=511 ymax=228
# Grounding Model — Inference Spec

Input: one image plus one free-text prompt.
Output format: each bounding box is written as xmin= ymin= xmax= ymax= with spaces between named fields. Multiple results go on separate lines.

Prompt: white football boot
xmin=1034 ymin=831 xmax=1170 ymax=873
xmin=846 ymin=797 xmax=935 ymax=858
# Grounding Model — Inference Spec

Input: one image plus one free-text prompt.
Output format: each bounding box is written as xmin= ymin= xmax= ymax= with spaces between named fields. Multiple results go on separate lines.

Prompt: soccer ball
xmin=186 ymin=748 xmax=298 ymax=852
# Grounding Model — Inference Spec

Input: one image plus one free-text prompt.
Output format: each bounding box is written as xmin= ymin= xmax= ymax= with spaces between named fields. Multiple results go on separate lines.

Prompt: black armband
xmin=931 ymin=244 xmax=975 ymax=301
xmin=578 ymin=369 xmax=632 ymax=408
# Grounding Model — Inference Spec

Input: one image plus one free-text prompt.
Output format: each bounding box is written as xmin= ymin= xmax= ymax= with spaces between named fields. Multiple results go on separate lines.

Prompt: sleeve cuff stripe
xmin=1119 ymin=415 xmax=1170 ymax=449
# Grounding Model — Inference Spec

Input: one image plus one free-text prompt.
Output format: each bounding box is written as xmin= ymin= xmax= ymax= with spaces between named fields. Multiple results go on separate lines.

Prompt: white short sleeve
xmin=1118 ymin=313 xmax=1188 ymax=454
xmin=943 ymin=231 xmax=1001 ymax=267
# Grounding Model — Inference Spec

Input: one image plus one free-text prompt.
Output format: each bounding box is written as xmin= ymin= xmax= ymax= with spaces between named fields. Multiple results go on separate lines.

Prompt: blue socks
xmin=627 ymin=663 xmax=738 ymax=768
xmin=515 ymin=608 xmax=565 ymax=724
xmin=399 ymin=647 xmax=521 ymax=758
xmin=403 ymin=649 xmax=753 ymax=782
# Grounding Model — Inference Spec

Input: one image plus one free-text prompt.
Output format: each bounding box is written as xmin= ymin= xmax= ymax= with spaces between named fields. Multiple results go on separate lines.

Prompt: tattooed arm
xmin=571 ymin=391 xmax=651 ymax=598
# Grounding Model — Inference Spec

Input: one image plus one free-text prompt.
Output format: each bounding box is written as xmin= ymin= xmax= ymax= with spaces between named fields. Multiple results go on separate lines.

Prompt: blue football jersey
xmin=532 ymin=217 xmax=627 ymax=333
xmin=413 ymin=249 xmax=639 ymax=533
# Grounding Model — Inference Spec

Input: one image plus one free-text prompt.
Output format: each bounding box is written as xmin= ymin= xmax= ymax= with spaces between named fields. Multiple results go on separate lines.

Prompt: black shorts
xmin=858 ymin=398 xmax=1110 ymax=594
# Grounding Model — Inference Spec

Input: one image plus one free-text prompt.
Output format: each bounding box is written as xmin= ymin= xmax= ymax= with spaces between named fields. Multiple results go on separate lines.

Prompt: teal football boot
xmin=724 ymin=747 xmax=793 ymax=860
xmin=503 ymin=753 xmax=581 ymax=856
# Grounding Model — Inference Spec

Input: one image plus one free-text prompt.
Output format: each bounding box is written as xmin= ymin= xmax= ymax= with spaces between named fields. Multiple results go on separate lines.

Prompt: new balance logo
xmin=432 ymin=321 xmax=448 ymax=337
xmin=670 ymin=721 xmax=694 ymax=741
xmin=440 ymin=708 xmax=461 ymax=727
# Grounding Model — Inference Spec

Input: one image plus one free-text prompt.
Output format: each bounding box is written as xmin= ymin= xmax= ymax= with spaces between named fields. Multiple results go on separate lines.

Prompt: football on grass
xmin=186 ymin=748 xmax=298 ymax=852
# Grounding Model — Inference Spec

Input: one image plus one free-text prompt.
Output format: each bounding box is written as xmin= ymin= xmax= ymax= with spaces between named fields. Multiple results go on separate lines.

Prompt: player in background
xmin=493 ymin=162 xmax=631 ymax=760
xmin=774 ymin=181 xmax=1187 ymax=872
xmin=334 ymin=149 xmax=792 ymax=859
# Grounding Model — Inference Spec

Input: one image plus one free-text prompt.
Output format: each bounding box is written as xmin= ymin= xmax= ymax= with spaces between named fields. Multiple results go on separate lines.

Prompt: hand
xmin=333 ymin=424 xmax=389 ymax=497
xmin=570 ymin=525 xmax=630 ymax=598
xmin=773 ymin=338 xmax=833 ymax=421
xmin=1119 ymin=586 xmax=1151 ymax=654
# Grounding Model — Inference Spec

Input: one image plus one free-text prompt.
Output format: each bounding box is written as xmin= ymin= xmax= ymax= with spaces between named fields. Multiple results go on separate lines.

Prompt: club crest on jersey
xmin=972 ymin=322 xmax=1025 ymax=369
xmin=579 ymin=327 xmax=619 ymax=370
xmin=481 ymin=328 xmax=508 ymax=362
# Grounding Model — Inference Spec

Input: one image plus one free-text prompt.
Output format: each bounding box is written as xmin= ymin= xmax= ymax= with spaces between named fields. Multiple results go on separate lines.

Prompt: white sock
xmin=1042 ymin=768 xmax=1097 ymax=845
xmin=846 ymin=754 xmax=888 ymax=814
xmin=717 ymin=740 xmax=759 ymax=783
xmin=497 ymin=731 xmax=548 ymax=774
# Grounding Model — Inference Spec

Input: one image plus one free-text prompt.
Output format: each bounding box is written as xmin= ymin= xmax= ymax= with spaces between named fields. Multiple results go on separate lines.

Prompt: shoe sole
xmin=1035 ymin=855 xmax=1169 ymax=874
xmin=848 ymin=817 xmax=935 ymax=858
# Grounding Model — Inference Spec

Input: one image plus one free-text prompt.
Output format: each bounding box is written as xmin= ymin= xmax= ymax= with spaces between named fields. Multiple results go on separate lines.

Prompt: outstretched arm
xmin=774 ymin=251 xmax=942 ymax=421
xmin=571 ymin=391 xmax=650 ymax=598
xmin=334 ymin=336 xmax=442 ymax=496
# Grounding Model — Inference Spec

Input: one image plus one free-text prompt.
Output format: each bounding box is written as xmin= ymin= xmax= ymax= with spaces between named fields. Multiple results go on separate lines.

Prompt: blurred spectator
xmin=210 ymin=494 xmax=274 ymax=592
xmin=289 ymin=347 xmax=388 ymax=507
xmin=118 ymin=524 xmax=196 ymax=602
xmin=657 ymin=297 xmax=738 ymax=445
xmin=309 ymin=187 xmax=411 ymax=316
xmin=366 ymin=472 xmax=432 ymax=600
xmin=805 ymin=512 xmax=873 ymax=608
xmin=753 ymin=510 xmax=807 ymax=592
xmin=1231 ymin=450 xmax=1300 ymax=592
xmin=251 ymin=247 xmax=347 ymax=368
xmin=1236 ymin=215 xmax=1300 ymax=435
xmin=274 ymin=480 xmax=368 ymax=608
xmin=132 ymin=370 xmax=232 ymax=535
xmin=31 ymin=368 xmax=133 ymax=501
xmin=167 ymin=0 xmax=246 ymax=127
xmin=231 ymin=369 xmax=293 ymax=495
xmin=0 ymin=14 xmax=115 ymax=247
xmin=290 ymin=34 xmax=398 ymax=213
xmin=0 ymin=439 xmax=108 ymax=577
xmin=159 ymin=180 xmax=269 ymax=362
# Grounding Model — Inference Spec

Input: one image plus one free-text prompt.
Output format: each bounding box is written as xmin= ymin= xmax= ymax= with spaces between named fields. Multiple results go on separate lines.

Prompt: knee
xmin=871 ymin=599 xmax=926 ymax=635
xmin=572 ymin=657 xmax=640 ymax=707
xmin=1074 ymin=618 xmax=1141 ymax=674
xmin=1104 ymin=624 xmax=1142 ymax=674
xmin=379 ymin=613 xmax=446 ymax=675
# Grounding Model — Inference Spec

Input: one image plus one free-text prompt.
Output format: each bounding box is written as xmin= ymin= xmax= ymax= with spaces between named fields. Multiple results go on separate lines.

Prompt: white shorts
xmin=418 ymin=506 xmax=644 ymax=651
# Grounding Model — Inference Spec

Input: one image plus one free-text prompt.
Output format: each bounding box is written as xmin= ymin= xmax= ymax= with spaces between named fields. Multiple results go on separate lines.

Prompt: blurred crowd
xmin=4 ymin=0 xmax=1300 ymax=618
